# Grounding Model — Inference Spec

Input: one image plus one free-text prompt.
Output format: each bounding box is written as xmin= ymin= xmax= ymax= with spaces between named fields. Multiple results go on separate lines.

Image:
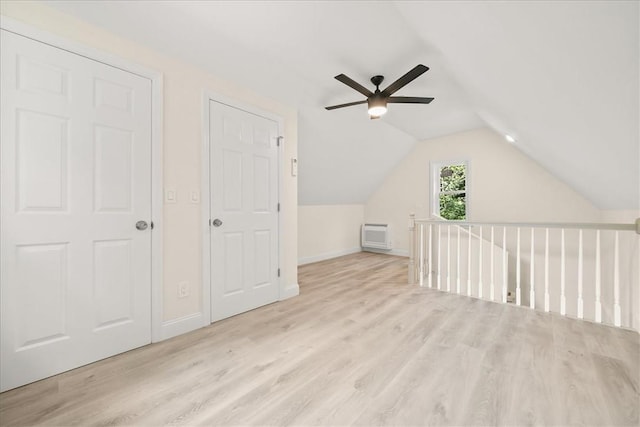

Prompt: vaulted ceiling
xmin=48 ymin=1 xmax=639 ymax=209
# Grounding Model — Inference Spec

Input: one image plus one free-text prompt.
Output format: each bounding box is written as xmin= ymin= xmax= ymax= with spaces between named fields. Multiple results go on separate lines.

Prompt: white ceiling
xmin=47 ymin=0 xmax=639 ymax=209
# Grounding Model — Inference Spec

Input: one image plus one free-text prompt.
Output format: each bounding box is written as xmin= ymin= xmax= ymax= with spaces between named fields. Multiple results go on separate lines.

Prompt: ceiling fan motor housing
xmin=368 ymin=93 xmax=386 ymax=108
xmin=367 ymin=93 xmax=388 ymax=116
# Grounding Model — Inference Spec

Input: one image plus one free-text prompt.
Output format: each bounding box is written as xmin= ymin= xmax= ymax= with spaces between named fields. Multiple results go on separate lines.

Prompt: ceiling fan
xmin=325 ymin=64 xmax=434 ymax=119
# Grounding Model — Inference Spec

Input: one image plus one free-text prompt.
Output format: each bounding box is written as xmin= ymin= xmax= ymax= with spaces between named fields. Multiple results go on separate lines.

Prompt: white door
xmin=0 ymin=30 xmax=152 ymax=392
xmin=209 ymin=101 xmax=279 ymax=322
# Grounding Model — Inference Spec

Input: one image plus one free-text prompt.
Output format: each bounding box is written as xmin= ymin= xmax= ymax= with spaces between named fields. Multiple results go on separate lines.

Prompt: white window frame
xmin=430 ymin=160 xmax=470 ymax=220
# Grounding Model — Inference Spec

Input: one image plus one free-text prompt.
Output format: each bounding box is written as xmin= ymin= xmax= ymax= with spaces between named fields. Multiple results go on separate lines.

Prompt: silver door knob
xmin=136 ymin=220 xmax=148 ymax=230
xmin=212 ymin=218 xmax=223 ymax=227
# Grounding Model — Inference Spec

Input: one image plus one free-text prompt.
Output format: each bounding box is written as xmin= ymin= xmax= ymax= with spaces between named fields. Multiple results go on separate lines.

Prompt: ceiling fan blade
xmin=334 ymin=74 xmax=374 ymax=97
xmin=387 ymin=96 xmax=434 ymax=104
xmin=381 ymin=64 xmax=429 ymax=97
xmin=325 ymin=100 xmax=367 ymax=110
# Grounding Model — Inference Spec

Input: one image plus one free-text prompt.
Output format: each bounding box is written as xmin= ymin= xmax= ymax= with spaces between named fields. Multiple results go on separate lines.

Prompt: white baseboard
xmin=363 ymin=248 xmax=409 ymax=257
xmin=160 ymin=312 xmax=205 ymax=341
xmin=389 ymin=248 xmax=409 ymax=257
xmin=298 ymin=247 xmax=361 ymax=266
xmin=280 ymin=282 xmax=300 ymax=300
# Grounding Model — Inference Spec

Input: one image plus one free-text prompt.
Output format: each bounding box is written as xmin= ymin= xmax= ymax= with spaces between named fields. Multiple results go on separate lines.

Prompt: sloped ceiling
xmin=46 ymin=1 xmax=639 ymax=209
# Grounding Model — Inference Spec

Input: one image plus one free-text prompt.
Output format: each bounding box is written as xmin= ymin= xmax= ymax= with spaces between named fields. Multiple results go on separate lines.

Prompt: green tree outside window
xmin=439 ymin=164 xmax=466 ymax=220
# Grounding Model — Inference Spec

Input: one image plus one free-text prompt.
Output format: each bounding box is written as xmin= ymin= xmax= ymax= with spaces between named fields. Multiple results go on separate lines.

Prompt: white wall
xmin=298 ymin=205 xmax=364 ymax=265
xmin=365 ymin=128 xmax=602 ymax=252
xmin=602 ymin=210 xmax=640 ymax=224
xmin=1 ymin=3 xmax=298 ymax=330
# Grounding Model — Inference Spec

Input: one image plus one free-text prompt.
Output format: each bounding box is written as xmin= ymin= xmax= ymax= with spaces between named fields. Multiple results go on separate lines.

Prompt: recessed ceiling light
xmin=505 ymin=134 xmax=516 ymax=143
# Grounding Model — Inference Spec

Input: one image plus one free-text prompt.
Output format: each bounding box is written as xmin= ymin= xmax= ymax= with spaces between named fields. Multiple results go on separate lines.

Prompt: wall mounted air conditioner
xmin=361 ymin=223 xmax=392 ymax=251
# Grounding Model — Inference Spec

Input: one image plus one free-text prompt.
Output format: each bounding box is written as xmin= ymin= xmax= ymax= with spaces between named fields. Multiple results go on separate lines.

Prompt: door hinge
xmin=277 ymin=136 xmax=284 ymax=147
xmin=150 ymin=221 xmax=154 ymax=230
xmin=277 ymin=202 xmax=280 ymax=212
xmin=209 ymin=218 xmax=211 ymax=227
xmin=277 ymin=268 xmax=280 ymax=277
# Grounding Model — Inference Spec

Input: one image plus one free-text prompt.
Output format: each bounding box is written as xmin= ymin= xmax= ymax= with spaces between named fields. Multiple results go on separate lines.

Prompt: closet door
xmin=0 ymin=30 xmax=153 ymax=391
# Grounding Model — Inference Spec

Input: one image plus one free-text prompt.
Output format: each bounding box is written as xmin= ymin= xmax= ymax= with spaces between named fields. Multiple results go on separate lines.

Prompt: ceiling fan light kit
xmin=326 ymin=64 xmax=434 ymax=118
xmin=367 ymin=96 xmax=387 ymax=116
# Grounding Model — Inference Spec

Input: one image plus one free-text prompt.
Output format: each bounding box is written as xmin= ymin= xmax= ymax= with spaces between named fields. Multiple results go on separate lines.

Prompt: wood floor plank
xmin=0 ymin=252 xmax=637 ymax=426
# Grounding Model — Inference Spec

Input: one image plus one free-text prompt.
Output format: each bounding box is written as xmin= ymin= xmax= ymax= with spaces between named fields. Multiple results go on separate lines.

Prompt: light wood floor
xmin=1 ymin=252 xmax=638 ymax=426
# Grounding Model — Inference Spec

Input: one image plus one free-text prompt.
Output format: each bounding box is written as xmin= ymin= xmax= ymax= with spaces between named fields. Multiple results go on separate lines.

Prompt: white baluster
xmin=560 ymin=228 xmax=566 ymax=316
xmin=614 ymin=231 xmax=621 ymax=327
xmin=408 ymin=213 xmax=415 ymax=284
xmin=577 ymin=229 xmax=584 ymax=319
xmin=447 ymin=225 xmax=451 ymax=292
xmin=530 ymin=228 xmax=535 ymax=309
xmin=478 ymin=226 xmax=483 ymax=299
xmin=423 ymin=224 xmax=427 ymax=280
xmin=516 ymin=227 xmax=521 ymax=306
xmin=490 ymin=226 xmax=495 ymax=301
xmin=502 ymin=227 xmax=507 ymax=304
xmin=467 ymin=225 xmax=472 ymax=296
xmin=419 ymin=224 xmax=424 ymax=287
xmin=456 ymin=226 xmax=461 ymax=294
xmin=545 ymin=228 xmax=550 ymax=312
xmin=437 ymin=224 xmax=442 ymax=290
xmin=428 ymin=224 xmax=433 ymax=289
xmin=595 ymin=230 xmax=602 ymax=323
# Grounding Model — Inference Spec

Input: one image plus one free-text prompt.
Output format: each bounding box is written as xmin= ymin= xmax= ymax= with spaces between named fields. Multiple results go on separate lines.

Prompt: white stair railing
xmin=408 ymin=214 xmax=640 ymax=330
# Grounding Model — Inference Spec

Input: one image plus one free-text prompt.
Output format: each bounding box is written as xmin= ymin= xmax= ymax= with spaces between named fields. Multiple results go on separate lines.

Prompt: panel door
xmin=210 ymin=101 xmax=279 ymax=322
xmin=0 ymin=30 xmax=152 ymax=391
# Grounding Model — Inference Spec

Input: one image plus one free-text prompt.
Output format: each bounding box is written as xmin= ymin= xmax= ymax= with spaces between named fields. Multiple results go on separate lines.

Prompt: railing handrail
xmin=414 ymin=218 xmax=639 ymax=233
xmin=430 ymin=213 xmax=492 ymax=247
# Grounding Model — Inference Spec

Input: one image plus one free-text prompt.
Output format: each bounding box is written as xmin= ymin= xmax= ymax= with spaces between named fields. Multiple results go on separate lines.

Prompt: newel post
xmin=409 ymin=212 xmax=416 ymax=284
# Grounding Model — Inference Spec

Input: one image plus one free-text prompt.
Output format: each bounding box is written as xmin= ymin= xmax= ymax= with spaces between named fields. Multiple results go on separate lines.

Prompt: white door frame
xmin=201 ymin=91 xmax=284 ymax=325
xmin=0 ymin=17 xmax=165 ymax=342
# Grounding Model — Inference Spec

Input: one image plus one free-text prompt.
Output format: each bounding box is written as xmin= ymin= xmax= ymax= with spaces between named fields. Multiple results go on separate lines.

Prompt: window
xmin=432 ymin=161 xmax=467 ymax=220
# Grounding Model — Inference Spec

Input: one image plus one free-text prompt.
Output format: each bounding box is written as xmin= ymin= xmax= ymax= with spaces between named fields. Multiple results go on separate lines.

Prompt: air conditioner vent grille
xmin=361 ymin=224 xmax=392 ymax=250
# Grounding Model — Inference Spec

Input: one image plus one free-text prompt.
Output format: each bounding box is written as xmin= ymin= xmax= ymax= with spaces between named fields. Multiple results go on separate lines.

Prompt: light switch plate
xmin=165 ymin=187 xmax=177 ymax=203
xmin=190 ymin=190 xmax=200 ymax=204
xmin=177 ymin=281 xmax=189 ymax=298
